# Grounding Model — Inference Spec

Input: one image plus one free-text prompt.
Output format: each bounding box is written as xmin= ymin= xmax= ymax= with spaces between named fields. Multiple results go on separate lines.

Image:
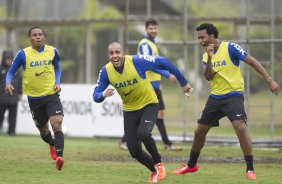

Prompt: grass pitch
xmin=0 ymin=134 xmax=282 ymax=184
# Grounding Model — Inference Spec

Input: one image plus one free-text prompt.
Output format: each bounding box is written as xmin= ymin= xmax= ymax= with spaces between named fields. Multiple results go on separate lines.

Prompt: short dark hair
xmin=196 ymin=23 xmax=219 ymax=38
xmin=28 ymin=26 xmax=44 ymax=37
xmin=145 ymin=18 xmax=158 ymax=29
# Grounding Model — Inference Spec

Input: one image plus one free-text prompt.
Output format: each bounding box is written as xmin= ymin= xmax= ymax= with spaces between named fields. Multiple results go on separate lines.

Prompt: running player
xmin=93 ymin=42 xmax=192 ymax=182
xmin=5 ymin=27 xmax=65 ymax=171
xmin=119 ymin=18 xmax=182 ymax=151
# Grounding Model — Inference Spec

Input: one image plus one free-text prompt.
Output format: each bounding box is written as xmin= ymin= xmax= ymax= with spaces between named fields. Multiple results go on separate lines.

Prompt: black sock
xmin=40 ymin=131 xmax=54 ymax=146
xmin=54 ymin=131 xmax=64 ymax=157
xmin=244 ymin=155 xmax=254 ymax=172
xmin=188 ymin=150 xmax=200 ymax=168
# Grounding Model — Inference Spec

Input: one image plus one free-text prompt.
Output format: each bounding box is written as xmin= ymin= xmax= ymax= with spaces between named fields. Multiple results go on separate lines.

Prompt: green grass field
xmin=1 ymin=135 xmax=282 ymax=184
xmin=0 ymin=84 xmax=281 ymax=183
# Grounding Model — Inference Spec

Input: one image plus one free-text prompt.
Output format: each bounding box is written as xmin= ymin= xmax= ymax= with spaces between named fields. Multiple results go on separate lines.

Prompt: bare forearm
xmin=204 ymin=57 xmax=215 ymax=81
xmin=247 ymin=56 xmax=272 ymax=82
xmin=247 ymin=55 xmax=280 ymax=94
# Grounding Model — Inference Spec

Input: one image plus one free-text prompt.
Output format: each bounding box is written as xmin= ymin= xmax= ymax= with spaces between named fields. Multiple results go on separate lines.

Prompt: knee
xmin=50 ymin=116 xmax=63 ymax=132
xmin=39 ymin=126 xmax=49 ymax=135
xmin=51 ymin=121 xmax=62 ymax=132
xmin=233 ymin=120 xmax=248 ymax=133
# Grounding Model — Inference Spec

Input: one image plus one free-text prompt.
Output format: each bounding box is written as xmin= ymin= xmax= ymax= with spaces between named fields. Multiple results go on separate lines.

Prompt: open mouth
xmin=112 ymin=60 xmax=120 ymax=65
xmin=200 ymin=42 xmax=206 ymax=47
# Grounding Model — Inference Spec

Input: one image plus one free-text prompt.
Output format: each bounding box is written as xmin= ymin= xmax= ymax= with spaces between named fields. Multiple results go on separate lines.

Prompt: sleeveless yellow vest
xmin=23 ymin=45 xmax=56 ymax=97
xmin=106 ymin=55 xmax=158 ymax=111
xmin=202 ymin=42 xmax=244 ymax=95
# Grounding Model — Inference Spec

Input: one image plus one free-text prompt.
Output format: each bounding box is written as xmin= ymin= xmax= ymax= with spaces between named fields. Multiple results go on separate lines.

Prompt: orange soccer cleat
xmin=148 ymin=171 xmax=158 ymax=183
xmin=55 ymin=156 xmax=64 ymax=171
xmin=172 ymin=163 xmax=199 ymax=174
xmin=246 ymin=170 xmax=256 ymax=179
xmin=155 ymin=162 xmax=166 ymax=180
xmin=49 ymin=145 xmax=57 ymax=160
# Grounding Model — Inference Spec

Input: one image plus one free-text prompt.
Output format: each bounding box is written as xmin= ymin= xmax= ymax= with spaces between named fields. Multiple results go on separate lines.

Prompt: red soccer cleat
xmin=172 ymin=163 xmax=199 ymax=174
xmin=148 ymin=171 xmax=158 ymax=183
xmin=155 ymin=162 xmax=166 ymax=180
xmin=56 ymin=156 xmax=64 ymax=171
xmin=246 ymin=170 xmax=256 ymax=179
xmin=49 ymin=145 xmax=57 ymax=160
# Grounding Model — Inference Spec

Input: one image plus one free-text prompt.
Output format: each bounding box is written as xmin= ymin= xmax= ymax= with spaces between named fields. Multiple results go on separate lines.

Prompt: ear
xmin=209 ymin=34 xmax=216 ymax=43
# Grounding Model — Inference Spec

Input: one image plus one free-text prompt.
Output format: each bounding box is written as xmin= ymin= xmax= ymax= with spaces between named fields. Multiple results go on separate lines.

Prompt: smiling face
xmin=29 ymin=28 xmax=45 ymax=50
xmin=197 ymin=29 xmax=214 ymax=49
xmin=107 ymin=42 xmax=125 ymax=68
xmin=146 ymin=24 xmax=158 ymax=39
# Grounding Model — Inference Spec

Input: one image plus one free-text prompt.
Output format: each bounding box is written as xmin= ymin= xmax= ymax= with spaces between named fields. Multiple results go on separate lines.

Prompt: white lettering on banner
xmin=62 ymin=101 xmax=92 ymax=115
xmin=102 ymin=102 xmax=123 ymax=116
xmin=16 ymin=84 xmax=124 ymax=137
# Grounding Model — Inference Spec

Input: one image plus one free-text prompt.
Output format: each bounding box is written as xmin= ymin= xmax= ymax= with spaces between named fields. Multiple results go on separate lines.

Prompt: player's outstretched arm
xmin=244 ymin=55 xmax=280 ymax=95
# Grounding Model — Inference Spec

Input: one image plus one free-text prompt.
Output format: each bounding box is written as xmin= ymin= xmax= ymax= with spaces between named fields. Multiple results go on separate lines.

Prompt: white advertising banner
xmin=16 ymin=84 xmax=124 ymax=137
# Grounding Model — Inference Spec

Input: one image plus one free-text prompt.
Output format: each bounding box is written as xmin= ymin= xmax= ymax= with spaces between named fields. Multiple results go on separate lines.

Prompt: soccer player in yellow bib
xmin=93 ymin=42 xmax=193 ymax=182
xmin=173 ymin=23 xmax=280 ymax=179
xmin=119 ymin=18 xmax=182 ymax=152
xmin=5 ymin=27 xmax=65 ymax=171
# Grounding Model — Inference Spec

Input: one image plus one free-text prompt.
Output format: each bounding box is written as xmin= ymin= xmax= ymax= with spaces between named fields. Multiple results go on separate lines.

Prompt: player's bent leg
xmin=128 ymin=140 xmax=156 ymax=173
xmin=127 ymin=138 xmax=159 ymax=182
xmin=38 ymin=123 xmax=57 ymax=160
xmin=38 ymin=122 xmax=51 ymax=141
xmin=50 ymin=115 xmax=65 ymax=170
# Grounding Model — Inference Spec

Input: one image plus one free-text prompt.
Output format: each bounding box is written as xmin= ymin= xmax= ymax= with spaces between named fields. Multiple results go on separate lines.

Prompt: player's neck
xmin=32 ymin=45 xmax=44 ymax=51
xmin=213 ymin=39 xmax=221 ymax=48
